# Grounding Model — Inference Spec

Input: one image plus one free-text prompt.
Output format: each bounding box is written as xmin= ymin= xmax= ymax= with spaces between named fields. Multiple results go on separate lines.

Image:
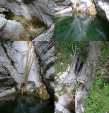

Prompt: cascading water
xmin=54 ymin=0 xmax=109 ymax=41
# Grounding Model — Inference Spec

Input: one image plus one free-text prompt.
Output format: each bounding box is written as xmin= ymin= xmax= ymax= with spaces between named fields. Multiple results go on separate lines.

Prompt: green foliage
xmin=55 ymin=41 xmax=89 ymax=73
xmin=55 ymin=41 xmax=72 ymax=73
xmin=85 ymin=76 xmax=109 ymax=113
xmin=100 ymin=42 xmax=109 ymax=65
xmin=85 ymin=43 xmax=109 ymax=113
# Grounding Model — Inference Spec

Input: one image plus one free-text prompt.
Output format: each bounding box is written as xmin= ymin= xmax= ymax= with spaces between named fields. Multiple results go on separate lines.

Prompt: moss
xmin=3 ymin=10 xmax=14 ymax=19
xmin=99 ymin=42 xmax=109 ymax=65
xmin=85 ymin=76 xmax=109 ymax=113
xmin=55 ymin=41 xmax=73 ymax=73
xmin=35 ymin=84 xmax=50 ymax=100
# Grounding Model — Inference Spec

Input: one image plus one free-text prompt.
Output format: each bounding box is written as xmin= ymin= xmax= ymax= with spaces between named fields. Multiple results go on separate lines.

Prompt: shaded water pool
xmin=0 ymin=95 xmax=54 ymax=113
xmin=54 ymin=15 xmax=109 ymax=41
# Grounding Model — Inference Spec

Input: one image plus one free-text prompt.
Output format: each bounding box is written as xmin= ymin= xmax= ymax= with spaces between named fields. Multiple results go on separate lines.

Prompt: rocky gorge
xmin=0 ymin=0 xmax=109 ymax=113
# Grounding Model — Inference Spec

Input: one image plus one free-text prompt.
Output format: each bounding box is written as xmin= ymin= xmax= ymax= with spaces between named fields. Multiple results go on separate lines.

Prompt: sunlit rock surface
xmin=0 ymin=0 xmax=54 ymax=25
xmin=94 ymin=0 xmax=109 ymax=21
xmin=0 ymin=0 xmax=55 ymax=40
xmin=0 ymin=17 xmax=29 ymax=40
xmin=0 ymin=40 xmax=55 ymax=113
xmin=0 ymin=1 xmax=55 ymax=113
xmin=0 ymin=42 xmax=40 ymax=87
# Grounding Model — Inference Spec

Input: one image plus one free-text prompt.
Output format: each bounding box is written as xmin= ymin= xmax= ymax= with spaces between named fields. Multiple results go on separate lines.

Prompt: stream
xmin=0 ymin=95 xmax=54 ymax=113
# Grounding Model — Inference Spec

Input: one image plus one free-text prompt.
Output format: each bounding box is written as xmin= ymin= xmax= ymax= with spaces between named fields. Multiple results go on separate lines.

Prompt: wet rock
xmin=0 ymin=88 xmax=16 ymax=98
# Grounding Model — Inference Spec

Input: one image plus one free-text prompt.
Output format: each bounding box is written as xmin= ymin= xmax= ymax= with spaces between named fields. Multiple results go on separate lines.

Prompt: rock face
xmin=0 ymin=2 xmax=55 ymax=106
xmin=0 ymin=42 xmax=55 ymax=113
xmin=0 ymin=0 xmax=54 ymax=25
xmin=1 ymin=1 xmax=108 ymax=113
xmin=0 ymin=42 xmax=39 ymax=89
xmin=0 ymin=1 xmax=55 ymax=113
xmin=33 ymin=24 xmax=55 ymax=99
xmin=94 ymin=0 xmax=109 ymax=21
xmin=0 ymin=0 xmax=56 ymax=41
xmin=0 ymin=1 xmax=55 ymax=109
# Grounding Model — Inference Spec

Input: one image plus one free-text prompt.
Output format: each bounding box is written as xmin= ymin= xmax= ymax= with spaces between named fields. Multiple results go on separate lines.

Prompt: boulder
xmin=94 ymin=0 xmax=109 ymax=21
xmin=0 ymin=17 xmax=29 ymax=40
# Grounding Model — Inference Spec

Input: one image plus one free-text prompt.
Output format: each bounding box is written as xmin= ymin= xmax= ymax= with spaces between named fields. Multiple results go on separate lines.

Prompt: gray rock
xmin=0 ymin=17 xmax=7 ymax=28
xmin=0 ymin=0 xmax=54 ymax=27
xmin=4 ymin=20 xmax=24 ymax=40
xmin=0 ymin=7 xmax=9 ymax=13
xmin=0 ymin=14 xmax=5 ymax=18
xmin=0 ymin=17 xmax=25 ymax=40
xmin=33 ymin=24 xmax=55 ymax=43
xmin=94 ymin=0 xmax=109 ymax=21
xmin=46 ymin=66 xmax=55 ymax=79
